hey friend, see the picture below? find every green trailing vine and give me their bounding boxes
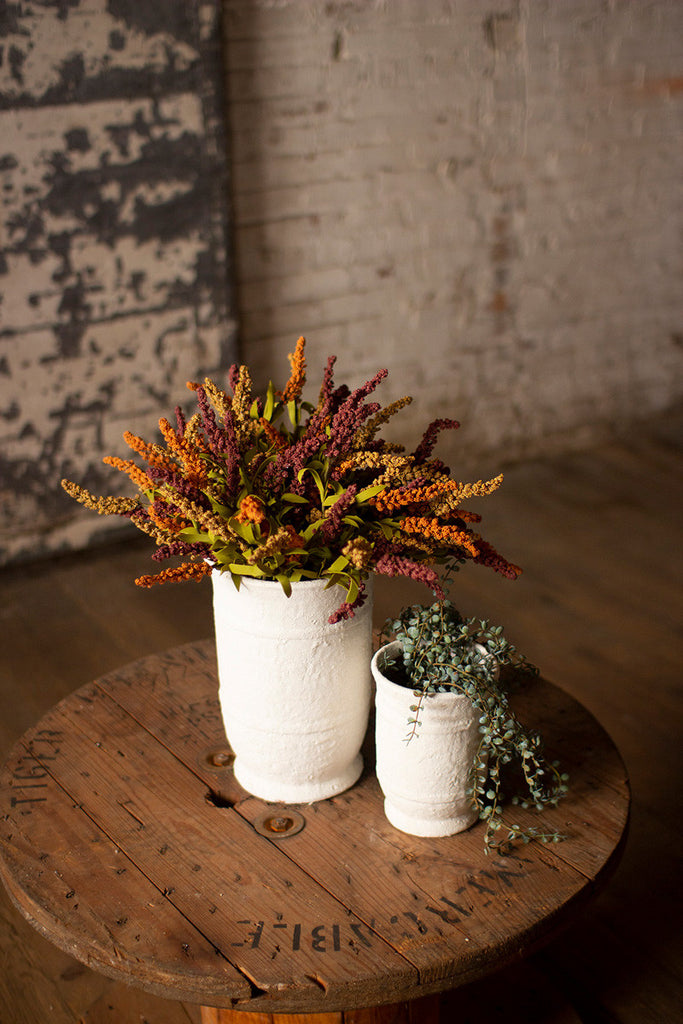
[381,599,569,853]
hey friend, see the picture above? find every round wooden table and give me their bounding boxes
[0,640,629,1021]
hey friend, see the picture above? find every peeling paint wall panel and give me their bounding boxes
[0,0,236,565]
[0,3,201,108]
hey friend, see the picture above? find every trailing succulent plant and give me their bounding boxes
[381,599,569,853]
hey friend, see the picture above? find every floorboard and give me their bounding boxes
[0,412,680,1023]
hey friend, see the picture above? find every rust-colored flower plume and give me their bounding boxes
[62,336,521,620]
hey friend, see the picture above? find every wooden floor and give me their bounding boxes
[0,413,681,1024]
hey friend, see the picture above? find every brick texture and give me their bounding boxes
[0,1,236,565]
[2,1,681,564]
[224,0,683,472]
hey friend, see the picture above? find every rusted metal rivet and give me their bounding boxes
[253,809,306,839]
[270,816,293,832]
[203,749,235,769]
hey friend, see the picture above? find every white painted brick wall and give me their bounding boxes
[0,2,236,565]
[223,0,683,471]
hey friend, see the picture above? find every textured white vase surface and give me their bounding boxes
[212,573,373,803]
[372,640,481,837]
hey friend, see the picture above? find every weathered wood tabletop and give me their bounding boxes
[0,640,629,1018]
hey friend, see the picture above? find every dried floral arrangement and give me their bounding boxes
[62,337,520,622]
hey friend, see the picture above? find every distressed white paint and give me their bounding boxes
[372,641,481,838]
[0,1,236,566]
[2,1,681,567]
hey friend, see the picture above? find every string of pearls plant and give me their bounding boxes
[381,598,570,853]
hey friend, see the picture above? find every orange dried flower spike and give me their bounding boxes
[102,456,151,491]
[123,430,175,473]
[147,506,187,533]
[135,562,213,588]
[259,418,288,450]
[158,418,209,487]
[399,516,480,558]
[236,495,266,524]
[281,336,307,402]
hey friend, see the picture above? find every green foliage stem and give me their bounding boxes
[382,599,569,853]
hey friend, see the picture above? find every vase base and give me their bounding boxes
[234,754,364,804]
[383,798,478,838]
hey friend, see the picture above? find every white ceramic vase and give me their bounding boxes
[372,640,481,837]
[211,572,373,803]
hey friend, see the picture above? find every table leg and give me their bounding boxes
[200,992,440,1022]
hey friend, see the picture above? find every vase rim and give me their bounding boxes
[371,640,477,702]
[211,570,372,590]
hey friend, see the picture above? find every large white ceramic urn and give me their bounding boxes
[211,572,373,803]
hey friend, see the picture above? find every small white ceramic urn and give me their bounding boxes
[212,573,373,804]
[372,640,481,837]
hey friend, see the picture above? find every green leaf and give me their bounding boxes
[208,496,231,518]
[263,380,275,421]
[229,519,257,544]
[212,547,237,569]
[301,519,324,541]
[323,486,345,508]
[298,466,326,504]
[274,573,292,598]
[228,563,267,578]
[345,576,359,604]
[356,483,384,503]
[275,574,292,597]
[178,526,213,544]
[281,492,309,504]
[327,555,350,573]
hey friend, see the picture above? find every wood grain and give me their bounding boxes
[0,636,627,1014]
[199,992,440,1023]
[0,416,680,1022]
